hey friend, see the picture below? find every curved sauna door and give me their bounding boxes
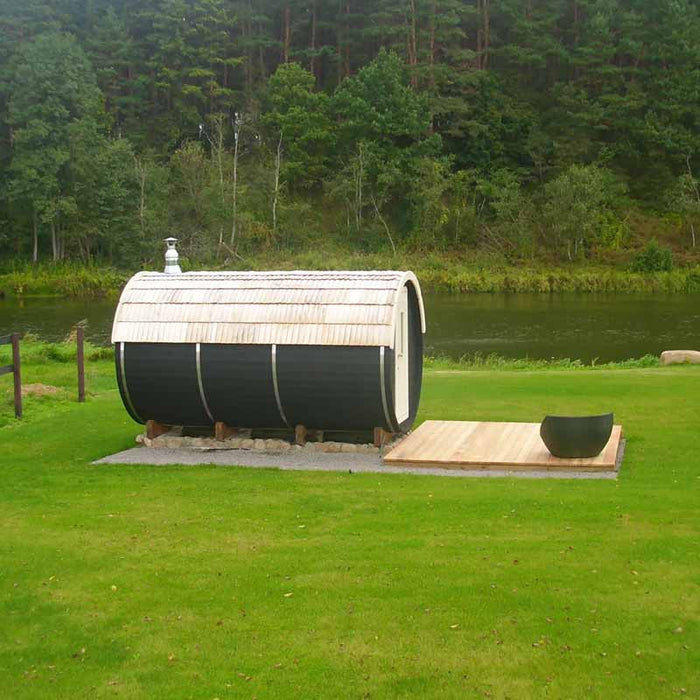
[394,286,409,423]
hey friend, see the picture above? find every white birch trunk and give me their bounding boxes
[32,210,38,264]
[51,219,58,262]
[272,133,282,236]
[231,120,240,247]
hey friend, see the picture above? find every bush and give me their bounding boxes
[541,164,625,260]
[630,239,674,272]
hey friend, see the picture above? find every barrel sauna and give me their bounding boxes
[112,271,426,434]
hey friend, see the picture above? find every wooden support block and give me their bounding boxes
[215,421,238,441]
[295,424,307,446]
[373,427,393,448]
[146,420,170,439]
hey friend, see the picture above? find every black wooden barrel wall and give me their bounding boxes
[115,283,423,433]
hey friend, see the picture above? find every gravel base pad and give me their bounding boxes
[94,441,624,479]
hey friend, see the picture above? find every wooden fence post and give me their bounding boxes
[11,333,21,419]
[77,326,85,403]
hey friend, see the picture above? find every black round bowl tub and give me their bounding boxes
[539,413,614,458]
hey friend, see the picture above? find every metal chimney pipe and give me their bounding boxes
[164,237,182,274]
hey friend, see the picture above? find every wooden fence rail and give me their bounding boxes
[77,326,85,403]
[2,330,86,417]
[0,333,22,419]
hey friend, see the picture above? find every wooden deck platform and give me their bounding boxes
[383,420,623,472]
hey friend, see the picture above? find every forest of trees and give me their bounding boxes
[0,0,699,268]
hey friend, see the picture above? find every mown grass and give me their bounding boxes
[0,355,698,698]
[2,256,700,297]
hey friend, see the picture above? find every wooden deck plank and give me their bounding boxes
[384,420,622,472]
[417,420,449,460]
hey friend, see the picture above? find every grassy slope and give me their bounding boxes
[0,360,698,699]
[2,258,700,297]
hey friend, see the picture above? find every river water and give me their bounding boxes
[0,293,697,362]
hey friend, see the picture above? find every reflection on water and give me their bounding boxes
[424,293,699,362]
[0,292,698,362]
[0,297,116,345]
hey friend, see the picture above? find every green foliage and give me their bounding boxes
[3,32,137,263]
[0,263,128,297]
[262,63,333,189]
[542,165,625,260]
[630,239,674,273]
[407,158,453,248]
[70,130,140,263]
[331,50,441,238]
[333,50,435,154]
[0,1,699,266]
[6,33,103,128]
[168,141,216,256]
[424,353,661,371]
[0,339,113,365]
[438,71,539,174]
[667,172,700,249]
[3,256,699,298]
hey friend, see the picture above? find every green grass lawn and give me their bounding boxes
[0,356,698,698]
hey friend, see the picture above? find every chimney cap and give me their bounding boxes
[164,238,182,274]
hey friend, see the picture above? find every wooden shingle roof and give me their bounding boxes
[112,270,425,347]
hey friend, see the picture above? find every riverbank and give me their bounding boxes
[1,356,698,698]
[0,264,129,298]
[1,256,700,297]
